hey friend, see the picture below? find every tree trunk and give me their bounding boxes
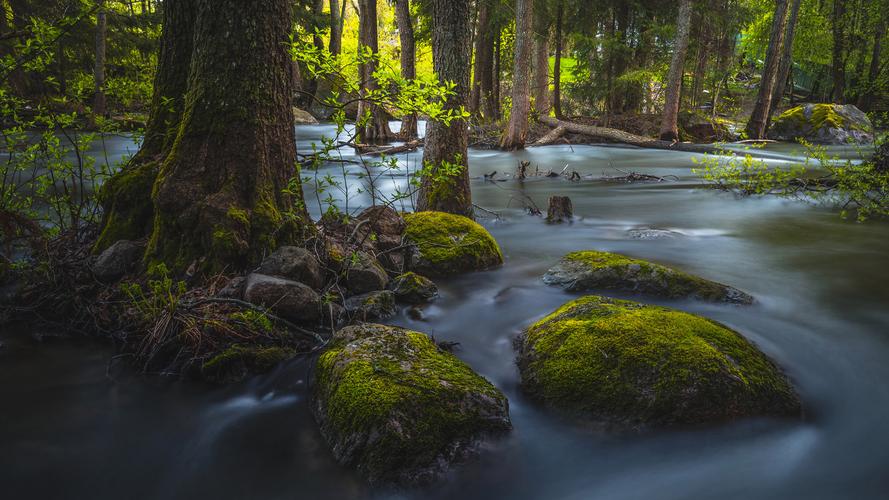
[745,0,791,140]
[394,0,418,139]
[546,196,572,223]
[500,0,534,150]
[493,31,502,119]
[417,0,473,216]
[532,3,550,116]
[108,0,310,273]
[329,0,342,56]
[471,0,494,118]
[658,0,693,141]
[93,0,107,117]
[768,0,802,123]
[553,0,563,119]
[831,0,847,103]
[95,0,197,251]
[858,20,885,111]
[356,0,395,143]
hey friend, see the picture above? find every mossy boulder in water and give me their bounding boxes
[768,103,874,144]
[543,250,753,304]
[403,211,503,276]
[390,272,438,303]
[312,323,511,485]
[517,296,801,428]
[201,344,296,383]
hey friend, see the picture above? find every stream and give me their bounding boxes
[2,123,888,499]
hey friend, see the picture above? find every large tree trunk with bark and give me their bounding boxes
[356,0,395,143]
[768,0,802,123]
[745,0,790,139]
[500,0,534,150]
[417,0,473,216]
[394,0,418,139]
[659,0,693,141]
[98,0,310,274]
[93,0,107,117]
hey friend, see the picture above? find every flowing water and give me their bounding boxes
[2,124,888,499]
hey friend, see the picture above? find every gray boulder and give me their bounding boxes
[257,246,325,289]
[92,240,144,282]
[243,273,321,323]
[344,290,397,321]
[344,251,388,294]
[768,103,874,144]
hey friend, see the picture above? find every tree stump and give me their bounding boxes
[546,196,573,223]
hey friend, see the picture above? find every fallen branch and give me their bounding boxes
[537,116,725,154]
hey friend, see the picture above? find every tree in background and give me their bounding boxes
[356,0,395,143]
[532,0,551,116]
[659,0,693,142]
[746,0,791,140]
[394,0,418,139]
[500,0,534,150]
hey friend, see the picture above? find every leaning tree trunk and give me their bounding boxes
[745,0,791,140]
[356,0,395,143]
[532,7,550,117]
[95,0,196,251]
[394,0,418,139]
[92,0,107,117]
[768,0,802,124]
[417,0,473,216]
[658,0,693,142]
[500,0,534,150]
[137,0,309,273]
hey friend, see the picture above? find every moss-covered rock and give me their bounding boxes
[768,103,874,144]
[343,290,397,321]
[678,110,735,143]
[543,250,753,304]
[201,344,295,383]
[518,296,801,428]
[390,272,438,304]
[403,211,503,277]
[312,323,511,485]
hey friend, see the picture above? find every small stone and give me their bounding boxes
[243,273,321,323]
[216,276,246,299]
[344,251,389,294]
[390,272,438,304]
[92,240,144,282]
[257,246,325,289]
[344,290,396,322]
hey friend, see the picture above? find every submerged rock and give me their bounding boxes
[92,239,144,282]
[312,323,511,485]
[243,273,321,323]
[390,272,438,304]
[768,103,874,145]
[344,290,397,321]
[543,250,753,304]
[256,246,325,289]
[404,211,503,277]
[517,296,801,428]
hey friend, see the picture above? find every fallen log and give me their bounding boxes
[537,116,724,154]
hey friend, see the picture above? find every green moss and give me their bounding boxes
[403,211,503,276]
[519,296,800,427]
[778,104,846,130]
[229,310,273,333]
[201,344,295,383]
[391,272,437,303]
[552,250,751,303]
[94,161,159,252]
[313,324,510,484]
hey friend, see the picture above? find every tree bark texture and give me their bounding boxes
[745,0,790,140]
[417,0,473,216]
[471,0,496,119]
[553,0,563,118]
[329,0,342,55]
[768,0,802,124]
[658,0,693,141]
[532,5,550,117]
[500,0,534,150]
[831,0,847,103]
[356,0,395,143]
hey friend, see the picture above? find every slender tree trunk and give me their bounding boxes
[768,0,803,123]
[831,0,847,103]
[500,0,534,150]
[394,0,418,139]
[493,31,502,119]
[417,0,473,216]
[329,0,342,56]
[553,0,563,119]
[93,0,107,117]
[532,4,550,116]
[658,0,693,141]
[129,0,310,273]
[356,0,395,143]
[858,20,884,111]
[745,0,791,140]
[56,39,66,96]
[471,0,493,117]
